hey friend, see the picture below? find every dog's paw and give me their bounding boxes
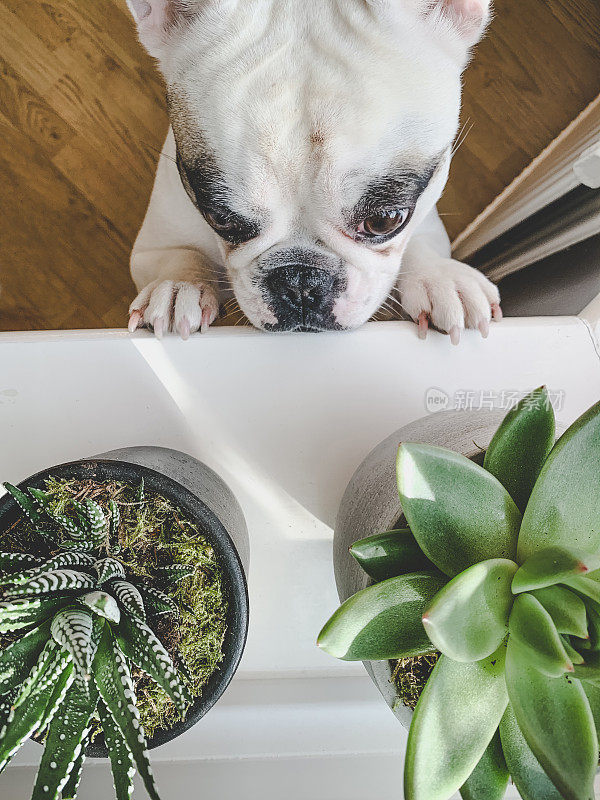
[399,259,502,345]
[128,280,219,339]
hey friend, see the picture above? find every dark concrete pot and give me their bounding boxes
[0,447,249,755]
[333,410,504,728]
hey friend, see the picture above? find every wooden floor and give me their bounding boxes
[1,0,599,331]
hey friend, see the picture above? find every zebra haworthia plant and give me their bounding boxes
[0,483,194,800]
[318,388,600,800]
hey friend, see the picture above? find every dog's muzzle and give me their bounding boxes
[260,249,345,332]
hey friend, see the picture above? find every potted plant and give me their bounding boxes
[319,388,600,800]
[0,454,249,800]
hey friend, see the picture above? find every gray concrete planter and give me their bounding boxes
[0,446,249,755]
[333,410,504,728]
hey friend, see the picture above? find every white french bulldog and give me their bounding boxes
[127,0,502,342]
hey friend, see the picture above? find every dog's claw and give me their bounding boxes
[128,310,142,333]
[417,312,429,340]
[177,316,191,341]
[478,319,489,339]
[153,316,165,340]
[200,309,214,334]
[491,303,503,321]
[449,326,461,346]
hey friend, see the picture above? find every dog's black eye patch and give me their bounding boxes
[175,150,261,245]
[348,159,441,230]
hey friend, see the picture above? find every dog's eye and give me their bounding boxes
[202,206,260,244]
[204,207,236,232]
[358,208,411,238]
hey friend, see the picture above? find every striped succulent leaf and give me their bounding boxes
[109,500,120,541]
[0,647,72,773]
[14,641,65,708]
[60,733,87,800]
[2,569,96,599]
[110,581,146,622]
[2,483,44,526]
[0,596,72,634]
[153,564,195,585]
[37,659,74,734]
[0,620,50,695]
[116,613,191,712]
[26,487,52,511]
[92,625,162,800]
[95,558,126,585]
[85,499,108,541]
[98,700,136,800]
[1,551,95,587]
[51,607,94,678]
[137,585,178,617]
[0,551,41,573]
[81,591,121,623]
[49,512,87,541]
[31,677,99,800]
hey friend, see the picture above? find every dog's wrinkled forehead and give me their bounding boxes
[163,0,465,219]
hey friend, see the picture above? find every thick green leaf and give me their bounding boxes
[483,387,555,512]
[2,569,96,599]
[517,400,600,562]
[92,624,161,800]
[0,595,71,634]
[14,641,64,709]
[0,551,41,572]
[61,734,87,800]
[499,703,562,800]
[2,482,44,525]
[110,580,146,622]
[153,564,195,585]
[51,606,94,678]
[531,585,589,638]
[459,730,508,800]
[317,572,446,661]
[513,547,598,593]
[582,680,600,736]
[586,603,600,652]
[508,593,573,676]
[116,612,191,711]
[95,557,126,584]
[0,620,50,695]
[31,679,98,800]
[397,444,521,577]
[505,636,597,800]
[1,551,95,587]
[81,590,121,623]
[405,646,508,800]
[137,585,178,617]
[572,651,600,681]
[98,700,136,800]
[0,648,69,773]
[563,575,600,605]
[561,637,585,665]
[37,660,74,732]
[349,529,433,582]
[423,558,517,662]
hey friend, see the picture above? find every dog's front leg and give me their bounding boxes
[128,129,224,339]
[398,208,502,345]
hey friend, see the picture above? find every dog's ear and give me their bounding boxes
[375,0,491,48]
[126,0,201,57]
[422,0,491,46]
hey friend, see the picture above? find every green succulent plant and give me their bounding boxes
[318,388,600,800]
[0,481,194,800]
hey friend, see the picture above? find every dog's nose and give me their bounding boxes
[265,266,336,321]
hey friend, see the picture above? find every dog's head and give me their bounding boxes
[128,0,490,331]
